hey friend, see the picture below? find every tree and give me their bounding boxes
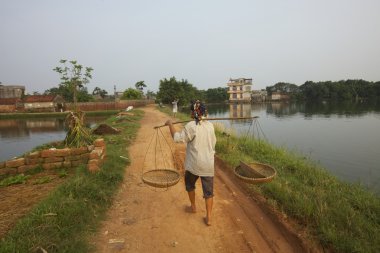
[92,87,108,98]
[77,87,93,102]
[146,90,156,100]
[135,81,147,92]
[205,87,228,103]
[122,88,142,100]
[44,84,93,102]
[44,86,71,101]
[53,59,93,109]
[156,77,202,106]
[266,82,299,96]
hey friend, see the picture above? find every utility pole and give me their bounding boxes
[114,85,117,102]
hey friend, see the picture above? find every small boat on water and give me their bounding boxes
[234,161,277,184]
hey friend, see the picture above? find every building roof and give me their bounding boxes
[229,78,253,82]
[0,97,22,105]
[0,85,25,89]
[23,95,60,103]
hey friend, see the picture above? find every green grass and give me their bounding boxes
[157,104,191,122]
[84,110,119,116]
[0,174,30,187]
[0,110,143,252]
[58,169,69,178]
[214,125,380,253]
[32,176,52,185]
[160,109,380,253]
[24,165,44,176]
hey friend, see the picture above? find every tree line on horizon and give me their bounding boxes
[45,59,380,105]
[44,59,228,105]
[266,79,380,101]
[155,77,228,106]
[44,74,228,105]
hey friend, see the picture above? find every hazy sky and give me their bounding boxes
[1,0,379,94]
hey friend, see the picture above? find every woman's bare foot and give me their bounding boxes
[204,217,211,226]
[185,205,197,213]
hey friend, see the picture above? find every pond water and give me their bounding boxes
[206,101,380,194]
[0,116,107,162]
[1,102,379,194]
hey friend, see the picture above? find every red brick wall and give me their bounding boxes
[0,105,16,113]
[0,139,106,176]
[0,100,155,113]
[65,100,154,111]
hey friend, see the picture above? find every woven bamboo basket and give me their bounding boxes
[234,161,276,184]
[142,169,181,188]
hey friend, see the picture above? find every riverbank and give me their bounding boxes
[0,106,315,253]
[1,106,379,252]
[0,110,143,252]
[89,105,314,252]
[158,106,380,253]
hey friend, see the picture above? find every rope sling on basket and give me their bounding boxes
[153,116,276,185]
[202,116,276,185]
[234,161,277,184]
[141,127,181,188]
[145,117,261,188]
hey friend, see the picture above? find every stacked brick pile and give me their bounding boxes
[87,138,106,172]
[0,138,106,176]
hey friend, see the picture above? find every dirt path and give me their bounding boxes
[91,105,320,253]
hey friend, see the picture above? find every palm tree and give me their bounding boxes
[135,81,147,92]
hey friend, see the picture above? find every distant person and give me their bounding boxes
[172,98,179,118]
[165,100,216,226]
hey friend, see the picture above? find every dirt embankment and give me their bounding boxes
[91,105,323,253]
[0,171,67,238]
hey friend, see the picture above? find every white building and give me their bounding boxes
[0,85,25,99]
[227,78,252,102]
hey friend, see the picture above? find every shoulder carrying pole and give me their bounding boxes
[154,116,259,129]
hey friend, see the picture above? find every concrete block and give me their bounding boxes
[6,158,25,168]
[70,147,88,155]
[26,151,40,159]
[18,165,38,173]
[42,162,62,170]
[40,149,56,158]
[25,158,44,165]
[94,138,105,147]
[52,148,71,157]
[87,163,100,173]
[44,157,64,163]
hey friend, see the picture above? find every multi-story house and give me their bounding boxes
[0,85,25,99]
[227,78,252,102]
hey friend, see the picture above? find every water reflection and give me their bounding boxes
[229,103,251,118]
[0,116,107,161]
[264,100,380,118]
[0,119,66,138]
[207,101,380,194]
[266,102,301,117]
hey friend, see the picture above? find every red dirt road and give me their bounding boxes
[91,105,321,253]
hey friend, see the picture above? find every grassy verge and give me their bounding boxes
[0,110,119,119]
[160,108,380,253]
[157,105,191,121]
[0,110,143,252]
